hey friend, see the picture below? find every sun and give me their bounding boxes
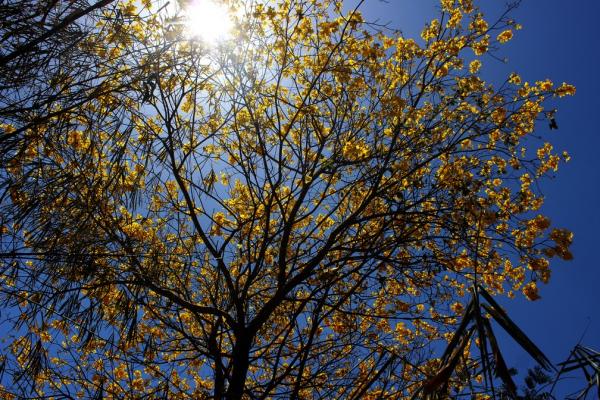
[182,0,234,43]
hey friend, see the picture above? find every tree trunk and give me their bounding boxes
[225,333,252,400]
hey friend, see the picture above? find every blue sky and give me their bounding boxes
[359,0,600,395]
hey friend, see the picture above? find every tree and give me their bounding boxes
[0,0,575,398]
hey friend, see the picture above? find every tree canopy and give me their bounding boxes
[0,0,575,398]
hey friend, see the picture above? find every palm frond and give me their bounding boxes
[478,285,554,371]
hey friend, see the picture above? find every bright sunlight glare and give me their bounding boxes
[183,0,234,43]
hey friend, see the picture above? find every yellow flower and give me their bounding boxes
[530,215,551,230]
[497,29,513,43]
[421,19,440,41]
[0,123,16,134]
[470,16,489,34]
[450,302,464,314]
[342,139,370,161]
[508,73,521,85]
[436,63,449,77]
[210,212,229,236]
[441,0,454,12]
[447,9,463,28]
[469,59,481,74]
[555,82,576,97]
[220,172,230,186]
[122,221,146,241]
[522,281,541,301]
[114,363,128,380]
[472,35,489,55]
[395,322,412,344]
[213,211,226,225]
[537,79,553,92]
[40,331,52,342]
[66,130,90,151]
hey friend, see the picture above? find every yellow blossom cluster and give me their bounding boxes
[342,139,370,161]
[496,29,513,43]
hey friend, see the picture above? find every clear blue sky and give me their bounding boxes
[360,0,600,395]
